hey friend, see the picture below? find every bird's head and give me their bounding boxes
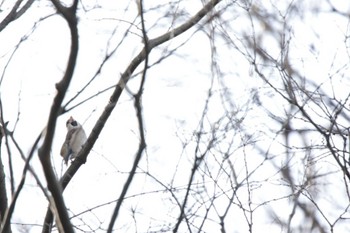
[66,116,79,130]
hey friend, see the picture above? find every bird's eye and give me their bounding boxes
[71,121,78,126]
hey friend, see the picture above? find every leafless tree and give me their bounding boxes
[0,0,350,233]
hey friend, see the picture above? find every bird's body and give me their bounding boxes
[60,116,87,165]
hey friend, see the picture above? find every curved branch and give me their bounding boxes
[39,1,79,233]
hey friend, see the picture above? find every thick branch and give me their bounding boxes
[0,123,10,233]
[0,0,35,32]
[39,1,79,233]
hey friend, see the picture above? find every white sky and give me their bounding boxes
[1,0,350,232]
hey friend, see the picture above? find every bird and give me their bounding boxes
[60,116,87,165]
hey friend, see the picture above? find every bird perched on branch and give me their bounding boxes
[60,116,87,165]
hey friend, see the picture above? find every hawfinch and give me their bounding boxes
[60,116,87,165]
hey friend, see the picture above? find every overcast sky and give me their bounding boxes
[1,0,350,232]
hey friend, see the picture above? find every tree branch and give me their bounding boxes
[0,121,10,233]
[0,99,14,196]
[0,0,35,32]
[39,1,79,233]
[107,0,148,230]
[1,132,42,233]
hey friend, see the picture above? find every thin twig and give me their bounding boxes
[1,131,43,233]
[107,0,148,230]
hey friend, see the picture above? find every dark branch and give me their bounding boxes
[39,1,79,233]
[0,0,35,32]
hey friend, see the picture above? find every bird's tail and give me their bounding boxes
[63,154,69,165]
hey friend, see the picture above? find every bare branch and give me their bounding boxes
[0,122,8,231]
[1,131,43,233]
[107,0,148,230]
[0,99,14,196]
[39,1,79,233]
[0,0,35,32]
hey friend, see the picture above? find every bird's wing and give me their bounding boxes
[60,142,72,165]
[60,128,78,164]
